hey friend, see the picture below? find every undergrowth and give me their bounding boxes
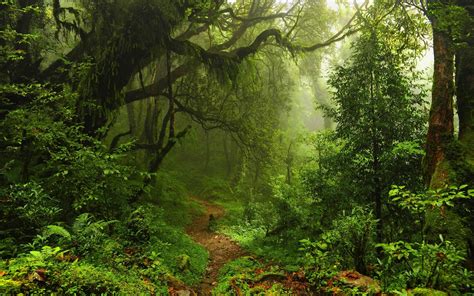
[0,171,208,295]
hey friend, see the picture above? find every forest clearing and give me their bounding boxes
[1,0,474,295]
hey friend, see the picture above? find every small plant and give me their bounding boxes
[376,238,472,293]
[126,206,152,243]
[377,185,474,293]
[28,213,116,257]
[1,182,61,229]
[389,184,473,247]
[299,237,341,287]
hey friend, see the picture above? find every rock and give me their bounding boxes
[330,270,381,294]
[175,290,191,296]
[28,269,46,282]
[409,288,448,296]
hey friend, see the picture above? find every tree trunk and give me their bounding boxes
[424,23,455,188]
[455,0,474,262]
[455,3,474,184]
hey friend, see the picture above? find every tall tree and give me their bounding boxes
[327,28,426,243]
[455,0,474,185]
[423,0,456,188]
[409,0,473,187]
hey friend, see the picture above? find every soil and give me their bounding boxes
[186,198,245,296]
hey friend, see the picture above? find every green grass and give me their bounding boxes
[142,172,209,285]
[148,222,208,285]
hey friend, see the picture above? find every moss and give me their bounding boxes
[410,287,448,296]
[445,139,474,185]
[0,278,22,294]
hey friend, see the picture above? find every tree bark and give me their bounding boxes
[455,0,474,262]
[424,24,455,188]
[455,3,474,183]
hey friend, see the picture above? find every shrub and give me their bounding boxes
[0,182,61,242]
[376,239,473,293]
[299,206,377,287]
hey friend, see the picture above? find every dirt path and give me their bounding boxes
[186,198,245,296]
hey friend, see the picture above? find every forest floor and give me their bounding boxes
[185,197,246,296]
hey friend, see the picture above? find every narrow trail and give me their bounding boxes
[186,198,245,296]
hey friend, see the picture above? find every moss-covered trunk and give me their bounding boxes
[424,25,455,188]
[455,0,474,261]
[455,2,474,185]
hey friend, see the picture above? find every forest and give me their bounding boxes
[1,0,473,295]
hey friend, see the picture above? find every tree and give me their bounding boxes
[404,0,474,259]
[327,27,426,242]
[1,0,369,203]
[405,0,474,188]
[423,0,456,188]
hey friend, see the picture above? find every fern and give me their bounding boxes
[72,213,92,234]
[43,225,72,241]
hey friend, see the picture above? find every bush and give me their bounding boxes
[0,245,160,295]
[376,239,473,293]
[299,206,377,287]
[299,237,341,287]
[29,213,117,258]
[328,206,377,274]
[0,182,61,244]
[125,206,153,243]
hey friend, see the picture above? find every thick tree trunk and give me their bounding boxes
[456,43,474,177]
[456,3,474,182]
[455,0,474,261]
[424,27,455,188]
[456,47,474,260]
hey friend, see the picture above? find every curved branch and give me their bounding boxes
[124,63,194,104]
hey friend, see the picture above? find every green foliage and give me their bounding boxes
[0,197,208,294]
[428,2,471,44]
[0,81,142,241]
[28,214,116,257]
[329,206,378,273]
[389,185,473,244]
[375,185,474,293]
[198,176,234,200]
[42,225,72,241]
[2,0,473,294]
[390,185,474,212]
[47,143,141,216]
[213,257,298,295]
[1,182,60,229]
[214,257,262,294]
[299,206,377,287]
[299,238,340,287]
[149,220,208,285]
[0,245,165,295]
[126,206,152,242]
[376,239,473,293]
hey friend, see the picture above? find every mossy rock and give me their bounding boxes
[0,278,23,293]
[409,288,448,296]
[333,270,381,294]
